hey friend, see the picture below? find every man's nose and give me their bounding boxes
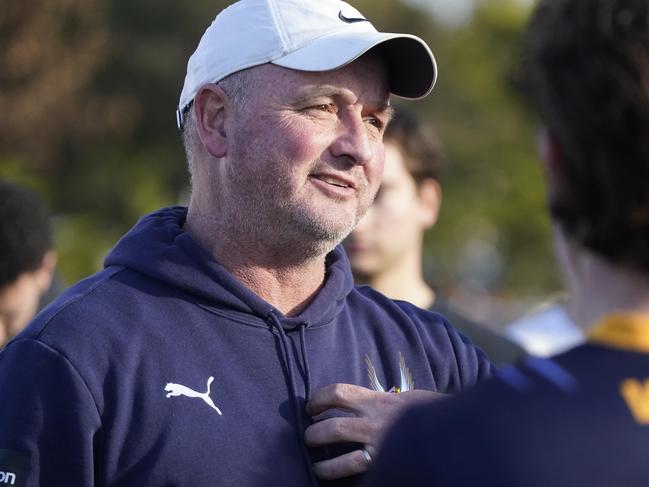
[329,114,374,166]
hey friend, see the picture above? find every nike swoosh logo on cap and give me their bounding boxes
[338,11,369,24]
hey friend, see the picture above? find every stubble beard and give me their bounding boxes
[224,153,369,264]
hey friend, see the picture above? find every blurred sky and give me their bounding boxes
[404,0,536,26]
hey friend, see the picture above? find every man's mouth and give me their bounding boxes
[311,174,355,189]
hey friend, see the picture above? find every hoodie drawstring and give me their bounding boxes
[267,311,318,486]
[299,323,312,402]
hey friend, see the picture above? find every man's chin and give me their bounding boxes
[297,213,355,240]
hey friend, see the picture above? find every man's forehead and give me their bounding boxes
[253,57,390,103]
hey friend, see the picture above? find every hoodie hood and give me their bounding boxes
[104,206,354,326]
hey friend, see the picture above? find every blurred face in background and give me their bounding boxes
[0,252,56,347]
[344,140,440,278]
[0,274,42,346]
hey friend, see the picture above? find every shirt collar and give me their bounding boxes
[589,313,649,353]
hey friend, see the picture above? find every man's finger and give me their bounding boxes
[312,449,371,480]
[399,389,450,404]
[306,383,378,416]
[305,416,374,446]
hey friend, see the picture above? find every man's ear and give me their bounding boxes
[193,84,230,158]
[538,126,564,186]
[35,250,57,293]
[417,178,442,229]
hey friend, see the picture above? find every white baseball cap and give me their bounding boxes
[176,0,437,129]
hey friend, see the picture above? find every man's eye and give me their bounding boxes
[366,117,384,130]
[308,104,336,113]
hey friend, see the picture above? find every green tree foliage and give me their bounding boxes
[357,0,559,307]
[419,0,560,298]
[0,0,559,310]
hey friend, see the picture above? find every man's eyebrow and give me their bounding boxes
[292,86,342,104]
[293,88,395,121]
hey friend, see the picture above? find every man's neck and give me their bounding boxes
[184,207,328,316]
[360,253,434,309]
[229,261,326,316]
[564,242,649,330]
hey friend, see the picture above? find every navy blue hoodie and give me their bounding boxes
[0,207,491,486]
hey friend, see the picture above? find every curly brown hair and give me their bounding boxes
[520,0,649,273]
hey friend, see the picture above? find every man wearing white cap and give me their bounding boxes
[0,1,491,485]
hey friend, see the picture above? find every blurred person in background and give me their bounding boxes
[0,1,492,485]
[504,296,583,357]
[366,0,649,485]
[0,179,58,348]
[344,106,525,364]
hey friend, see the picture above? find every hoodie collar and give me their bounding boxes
[589,313,649,353]
[104,207,353,327]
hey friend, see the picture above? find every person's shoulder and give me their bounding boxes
[0,267,129,391]
[10,266,130,348]
[407,353,585,424]
[351,284,495,353]
[350,285,493,387]
[351,284,450,329]
[376,346,649,486]
[407,351,595,440]
[368,369,524,486]
[349,284,456,344]
[382,359,555,466]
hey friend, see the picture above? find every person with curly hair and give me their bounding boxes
[366,0,649,485]
[0,179,57,347]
